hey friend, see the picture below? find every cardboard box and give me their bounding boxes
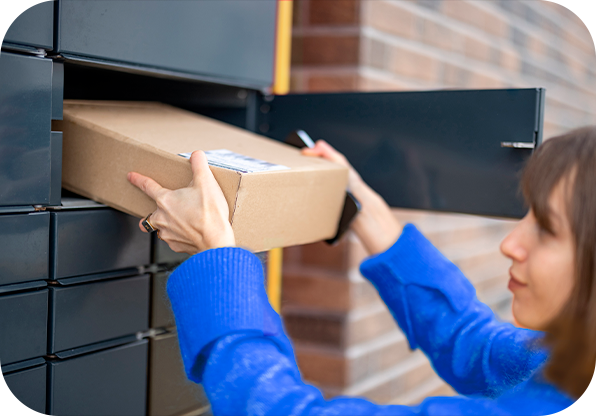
[54,100,348,252]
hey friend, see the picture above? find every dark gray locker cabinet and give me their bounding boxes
[153,237,190,267]
[3,362,47,414]
[257,88,545,219]
[151,272,176,330]
[0,289,48,365]
[48,340,148,416]
[149,332,210,416]
[3,1,54,50]
[57,1,277,89]
[0,212,49,286]
[49,274,150,353]
[50,209,151,279]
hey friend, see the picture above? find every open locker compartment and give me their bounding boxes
[63,62,544,221]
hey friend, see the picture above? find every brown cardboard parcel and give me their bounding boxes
[54,100,348,252]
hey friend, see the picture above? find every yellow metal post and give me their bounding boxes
[267,0,293,313]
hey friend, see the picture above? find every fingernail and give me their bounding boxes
[127,172,131,181]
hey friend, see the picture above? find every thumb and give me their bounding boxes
[190,150,212,184]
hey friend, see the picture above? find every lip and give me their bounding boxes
[508,270,528,292]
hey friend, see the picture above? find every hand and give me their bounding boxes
[127,150,235,255]
[302,140,403,255]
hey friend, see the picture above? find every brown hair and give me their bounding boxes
[521,126,596,399]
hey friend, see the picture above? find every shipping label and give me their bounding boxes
[179,149,290,173]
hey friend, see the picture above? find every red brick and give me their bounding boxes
[283,304,397,348]
[297,238,351,271]
[387,46,437,83]
[440,62,472,87]
[442,0,508,38]
[357,74,411,92]
[417,19,462,52]
[282,271,352,311]
[500,49,521,73]
[463,35,493,61]
[307,73,359,91]
[309,0,361,25]
[361,1,418,39]
[293,34,360,65]
[295,349,347,386]
[282,269,380,312]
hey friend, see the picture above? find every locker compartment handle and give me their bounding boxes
[500,142,535,149]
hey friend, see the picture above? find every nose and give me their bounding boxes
[500,217,528,262]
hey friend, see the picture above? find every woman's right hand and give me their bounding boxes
[302,141,403,256]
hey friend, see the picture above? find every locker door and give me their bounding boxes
[258,88,544,219]
[56,0,277,89]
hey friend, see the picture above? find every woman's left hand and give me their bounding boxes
[127,150,235,254]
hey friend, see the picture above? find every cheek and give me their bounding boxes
[516,250,575,329]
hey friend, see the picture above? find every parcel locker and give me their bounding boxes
[149,332,210,416]
[0,288,48,365]
[151,272,176,330]
[49,274,150,353]
[56,1,277,89]
[2,362,47,414]
[50,209,151,279]
[0,212,49,286]
[3,1,54,51]
[48,340,148,416]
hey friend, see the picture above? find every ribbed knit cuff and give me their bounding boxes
[167,247,275,382]
[359,224,477,349]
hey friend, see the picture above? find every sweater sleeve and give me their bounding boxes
[359,224,547,398]
[165,247,532,416]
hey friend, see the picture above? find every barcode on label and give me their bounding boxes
[178,149,290,173]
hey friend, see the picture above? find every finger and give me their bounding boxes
[189,150,213,185]
[167,241,200,255]
[128,172,165,201]
[302,140,348,166]
[138,218,148,233]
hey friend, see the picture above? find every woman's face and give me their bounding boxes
[500,180,576,330]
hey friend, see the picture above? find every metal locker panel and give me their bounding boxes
[153,237,190,266]
[149,332,210,416]
[49,274,150,353]
[49,340,148,416]
[0,52,53,206]
[260,88,545,219]
[3,1,54,50]
[52,61,64,120]
[57,1,276,88]
[49,132,63,206]
[3,362,47,414]
[50,209,151,279]
[0,212,49,286]
[151,272,175,330]
[0,289,48,365]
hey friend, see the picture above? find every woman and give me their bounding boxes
[128,126,596,415]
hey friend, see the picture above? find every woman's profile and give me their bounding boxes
[128,126,596,415]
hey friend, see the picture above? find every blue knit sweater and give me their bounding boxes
[167,224,574,415]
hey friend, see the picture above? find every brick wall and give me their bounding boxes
[283,0,596,405]
[291,0,596,138]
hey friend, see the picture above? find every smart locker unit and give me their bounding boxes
[1,2,543,415]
